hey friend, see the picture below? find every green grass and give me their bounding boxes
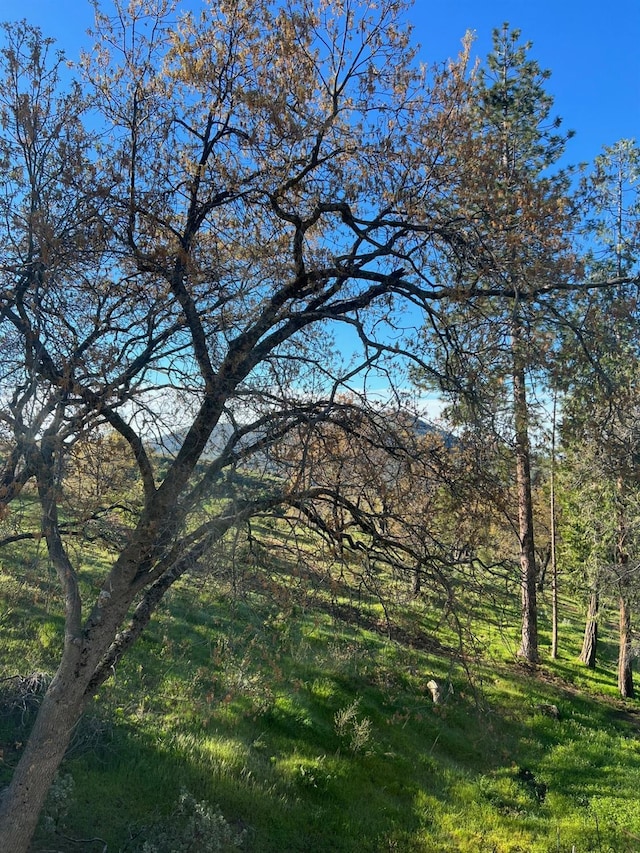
[1,530,640,852]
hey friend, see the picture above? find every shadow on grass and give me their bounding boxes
[4,549,640,852]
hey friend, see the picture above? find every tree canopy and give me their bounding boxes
[0,3,638,850]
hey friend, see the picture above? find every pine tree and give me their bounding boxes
[413,25,578,663]
[559,139,640,695]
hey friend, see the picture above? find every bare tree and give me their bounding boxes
[2,7,638,848]
[0,3,485,848]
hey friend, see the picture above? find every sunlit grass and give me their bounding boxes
[1,519,640,852]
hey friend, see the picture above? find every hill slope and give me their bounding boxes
[1,528,640,852]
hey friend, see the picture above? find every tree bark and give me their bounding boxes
[0,576,149,853]
[0,484,264,853]
[579,589,599,668]
[0,658,91,851]
[615,481,633,698]
[512,318,539,663]
[618,594,634,699]
[550,393,558,659]
[411,564,422,596]
[0,526,149,852]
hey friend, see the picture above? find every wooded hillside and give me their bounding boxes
[0,2,638,850]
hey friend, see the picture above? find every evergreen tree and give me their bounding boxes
[413,25,578,663]
[558,139,640,695]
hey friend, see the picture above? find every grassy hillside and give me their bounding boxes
[1,519,640,852]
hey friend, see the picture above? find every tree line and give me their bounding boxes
[0,2,637,849]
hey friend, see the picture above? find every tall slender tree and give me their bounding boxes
[558,139,640,694]
[413,25,578,662]
[549,391,559,659]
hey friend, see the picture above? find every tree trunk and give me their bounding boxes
[0,546,145,851]
[0,572,157,853]
[550,555,558,659]
[618,594,634,699]
[615,481,633,698]
[0,661,90,852]
[0,470,238,853]
[411,564,421,597]
[579,589,599,668]
[549,393,558,659]
[512,318,538,663]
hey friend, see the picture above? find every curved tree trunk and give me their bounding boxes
[0,536,153,851]
[0,503,233,853]
[0,656,91,851]
[0,592,146,852]
[579,589,599,668]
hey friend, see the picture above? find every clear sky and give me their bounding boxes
[410,0,640,167]
[1,0,637,168]
[1,0,636,416]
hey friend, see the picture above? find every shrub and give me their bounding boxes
[334,698,373,754]
[140,788,244,853]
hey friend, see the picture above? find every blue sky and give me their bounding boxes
[1,0,637,415]
[410,0,639,167]
[2,0,637,167]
